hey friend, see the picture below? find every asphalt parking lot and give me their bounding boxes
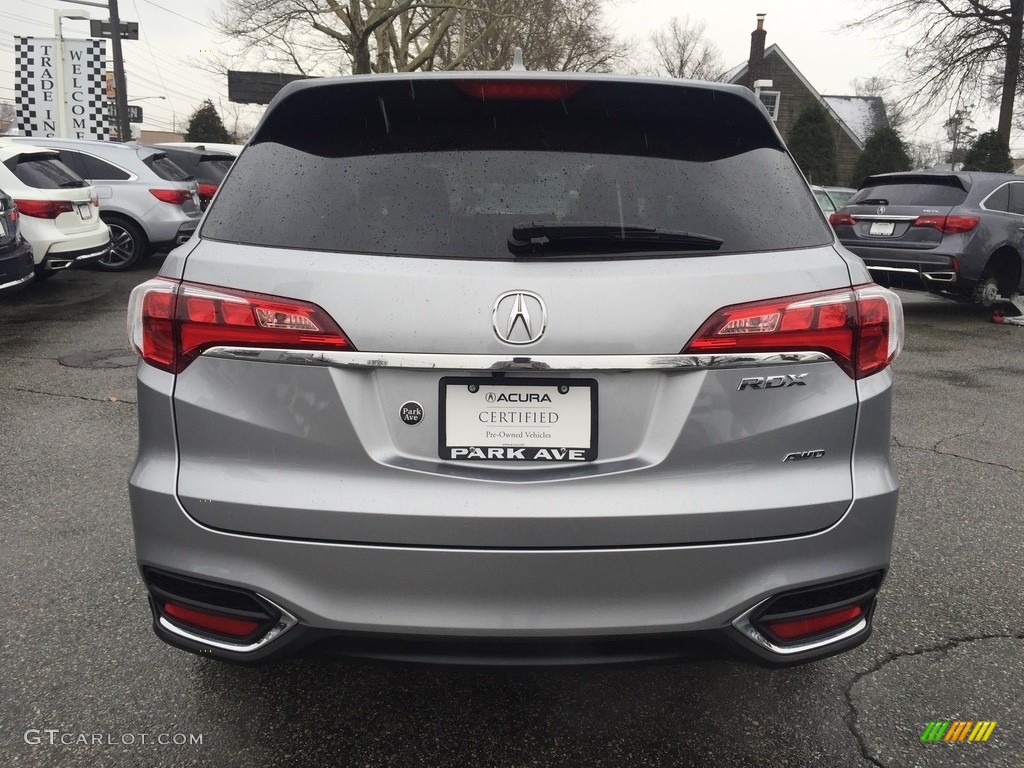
[1,262,1022,768]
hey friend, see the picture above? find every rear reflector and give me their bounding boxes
[456,80,585,101]
[684,284,904,379]
[163,601,261,638]
[767,604,863,640]
[128,278,354,373]
[14,199,74,219]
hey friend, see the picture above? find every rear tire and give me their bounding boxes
[98,217,147,271]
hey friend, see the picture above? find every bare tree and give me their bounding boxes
[214,0,625,76]
[650,16,724,81]
[850,1,1023,146]
[851,76,909,131]
[432,0,627,72]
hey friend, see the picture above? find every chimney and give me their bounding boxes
[746,14,767,90]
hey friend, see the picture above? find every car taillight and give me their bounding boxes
[149,188,191,205]
[684,285,904,379]
[456,80,585,100]
[912,214,980,233]
[92,194,99,208]
[127,278,355,373]
[197,182,218,201]
[828,212,856,227]
[13,199,74,218]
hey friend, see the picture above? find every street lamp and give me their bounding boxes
[54,9,90,138]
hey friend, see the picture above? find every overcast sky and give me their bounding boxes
[0,0,1013,151]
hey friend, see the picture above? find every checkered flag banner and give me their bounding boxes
[15,36,109,140]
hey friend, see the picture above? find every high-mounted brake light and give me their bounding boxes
[14,199,74,219]
[456,80,585,101]
[912,214,979,234]
[127,278,355,373]
[684,285,904,379]
[149,188,191,205]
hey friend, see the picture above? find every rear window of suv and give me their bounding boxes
[849,178,969,207]
[4,152,87,189]
[202,78,832,259]
[142,152,192,182]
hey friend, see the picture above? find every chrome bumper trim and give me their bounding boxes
[0,271,34,292]
[867,265,957,283]
[202,347,832,372]
[158,594,298,653]
[731,597,868,656]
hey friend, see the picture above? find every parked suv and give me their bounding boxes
[5,138,201,271]
[831,171,1024,305]
[0,189,34,294]
[128,73,904,667]
[0,143,110,278]
[143,145,236,210]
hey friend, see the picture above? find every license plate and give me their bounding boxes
[869,221,894,236]
[77,203,92,220]
[439,378,597,461]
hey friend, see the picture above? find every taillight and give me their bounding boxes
[912,214,979,233]
[684,285,904,379]
[828,212,856,227]
[149,188,191,205]
[13,199,74,218]
[92,194,99,208]
[127,278,355,373]
[197,182,218,201]
[456,80,585,100]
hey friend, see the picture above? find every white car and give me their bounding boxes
[0,143,110,277]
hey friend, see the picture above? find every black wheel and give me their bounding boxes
[98,217,147,271]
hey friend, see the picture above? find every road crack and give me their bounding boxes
[8,386,136,405]
[844,632,1024,767]
[890,442,1019,473]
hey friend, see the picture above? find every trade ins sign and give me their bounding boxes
[14,37,109,140]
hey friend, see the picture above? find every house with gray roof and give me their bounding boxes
[725,16,889,185]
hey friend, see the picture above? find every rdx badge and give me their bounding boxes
[737,374,808,391]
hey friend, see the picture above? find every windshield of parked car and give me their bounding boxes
[203,78,832,259]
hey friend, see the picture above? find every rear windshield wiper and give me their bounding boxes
[508,222,724,256]
[855,198,889,206]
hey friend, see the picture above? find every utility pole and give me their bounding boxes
[108,0,131,141]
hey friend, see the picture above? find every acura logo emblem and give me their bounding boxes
[877,206,886,214]
[492,290,547,345]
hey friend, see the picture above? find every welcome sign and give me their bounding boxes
[14,36,109,140]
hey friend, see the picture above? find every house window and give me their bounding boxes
[758,90,781,121]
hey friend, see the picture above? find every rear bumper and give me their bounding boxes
[151,221,198,252]
[42,239,111,271]
[844,246,960,290]
[0,240,34,292]
[132,484,895,666]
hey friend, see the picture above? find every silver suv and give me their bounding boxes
[6,137,200,271]
[128,72,904,666]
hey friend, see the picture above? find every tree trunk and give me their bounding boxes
[353,37,373,74]
[998,0,1024,145]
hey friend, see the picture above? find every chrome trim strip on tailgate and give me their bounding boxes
[202,347,831,371]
